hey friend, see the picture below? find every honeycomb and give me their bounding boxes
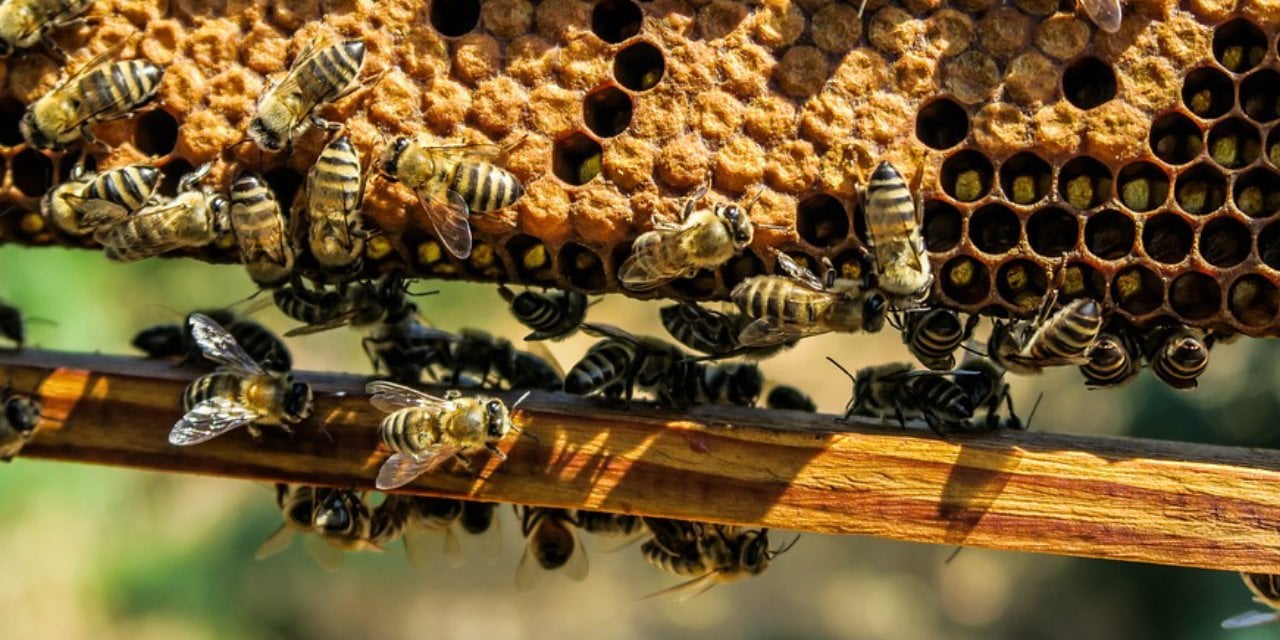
[2,1,1280,335]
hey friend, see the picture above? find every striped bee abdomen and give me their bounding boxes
[864,161,917,238]
[182,372,242,410]
[1027,299,1103,362]
[448,161,524,213]
[84,164,160,211]
[1080,333,1139,388]
[79,59,163,117]
[301,40,365,104]
[564,340,633,395]
[1151,331,1208,390]
[379,410,439,457]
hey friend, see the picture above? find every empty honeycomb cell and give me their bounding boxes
[591,0,643,43]
[940,150,994,202]
[998,152,1051,205]
[1026,207,1079,257]
[1181,67,1234,119]
[1149,112,1203,166]
[1169,271,1223,320]
[11,149,52,198]
[796,194,850,249]
[157,158,196,197]
[431,0,482,37]
[944,50,1000,104]
[1233,167,1280,218]
[614,41,665,91]
[0,98,24,146]
[813,4,864,53]
[1200,217,1252,267]
[133,108,180,157]
[1034,15,1089,62]
[915,98,970,151]
[1084,210,1136,260]
[970,204,1021,254]
[560,242,608,291]
[1142,212,1194,264]
[263,167,305,214]
[1228,274,1280,326]
[552,131,604,186]
[1062,57,1117,110]
[583,85,634,138]
[941,256,992,305]
[1207,118,1262,169]
[923,200,964,252]
[1175,163,1227,215]
[1112,265,1163,315]
[996,258,1048,311]
[1059,156,1113,210]
[1116,161,1170,212]
[1240,69,1280,123]
[505,234,556,282]
[1061,261,1107,301]
[1260,220,1280,270]
[722,251,766,291]
[1212,18,1267,73]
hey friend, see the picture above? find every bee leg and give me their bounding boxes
[79,126,111,152]
[485,443,507,460]
[247,424,264,442]
[310,115,343,132]
[454,452,475,472]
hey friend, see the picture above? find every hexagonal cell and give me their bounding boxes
[832,248,873,285]
[1213,18,1267,73]
[922,200,963,252]
[614,41,665,92]
[552,131,604,185]
[1084,209,1134,260]
[722,250,766,291]
[560,242,608,291]
[1150,112,1203,166]
[11,149,52,197]
[998,152,1051,205]
[1228,274,1279,326]
[1200,216,1251,268]
[0,98,24,146]
[592,0,643,43]
[1112,265,1163,315]
[1240,69,1280,123]
[1233,167,1280,218]
[134,108,179,157]
[1026,207,1078,258]
[969,203,1020,254]
[1207,118,1262,169]
[157,158,195,197]
[1141,212,1192,264]
[1168,272,1222,320]
[1259,220,1280,270]
[1060,261,1107,302]
[1062,57,1117,110]
[996,258,1048,312]
[796,193,849,249]
[262,166,305,213]
[1116,161,1170,212]
[940,150,993,202]
[1174,163,1226,215]
[466,242,505,278]
[506,234,556,283]
[431,0,481,37]
[583,85,634,138]
[940,255,991,305]
[915,98,969,151]
[1058,156,1112,210]
[1181,67,1234,120]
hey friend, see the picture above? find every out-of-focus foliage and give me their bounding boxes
[0,245,1275,639]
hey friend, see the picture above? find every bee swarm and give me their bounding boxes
[2,0,1280,335]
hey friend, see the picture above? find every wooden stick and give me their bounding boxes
[4,349,1279,572]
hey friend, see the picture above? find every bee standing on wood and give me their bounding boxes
[0,383,41,461]
[43,163,161,237]
[860,161,932,306]
[642,524,797,600]
[499,286,586,341]
[566,323,685,406]
[248,39,366,152]
[1223,573,1280,629]
[169,313,313,446]
[366,381,527,490]
[306,134,366,276]
[379,135,526,260]
[516,507,589,591]
[731,252,888,347]
[230,170,295,287]
[92,162,229,262]
[618,185,762,291]
[0,0,94,57]
[21,48,163,150]
[831,358,975,436]
[766,385,816,412]
[953,355,1026,431]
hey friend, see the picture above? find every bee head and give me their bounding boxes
[381,137,411,179]
[737,530,772,574]
[131,324,183,358]
[248,116,284,152]
[286,495,313,528]
[484,398,509,439]
[208,195,231,233]
[862,293,888,332]
[0,305,24,344]
[283,380,313,422]
[19,110,54,151]
[314,491,353,534]
[4,397,38,433]
[717,203,754,248]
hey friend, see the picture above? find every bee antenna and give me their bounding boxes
[943,546,964,565]
[959,343,986,357]
[745,187,764,213]
[826,356,856,383]
[772,534,801,556]
[1022,391,1045,431]
[511,390,533,410]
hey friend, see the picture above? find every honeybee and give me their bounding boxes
[1079,0,1122,33]
[0,0,93,57]
[576,510,646,538]
[618,185,760,291]
[766,385,816,412]
[1079,330,1141,389]
[230,170,295,287]
[660,301,796,360]
[366,380,526,490]
[893,309,978,371]
[642,524,797,600]
[133,309,292,372]
[567,323,686,406]
[861,161,932,305]
[445,328,563,391]
[21,49,163,150]
[403,496,503,568]
[989,297,1104,376]
[1147,326,1209,390]
[701,362,765,407]
[830,358,975,436]
[306,134,366,276]
[0,383,41,461]
[168,313,313,446]
[249,39,366,152]
[43,163,161,237]
[1223,573,1280,629]
[458,500,503,561]
[92,163,229,262]
[256,484,377,570]
[379,135,526,259]
[273,277,410,337]
[362,305,456,385]
[953,355,1027,431]
[515,507,589,591]
[731,252,888,347]
[498,286,587,341]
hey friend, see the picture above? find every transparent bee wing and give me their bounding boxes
[365,380,453,412]
[737,319,826,348]
[564,530,589,582]
[467,513,503,564]
[443,526,466,568]
[1221,610,1280,629]
[302,534,344,571]
[402,526,439,569]
[418,188,473,259]
[522,340,566,378]
[774,253,825,290]
[515,541,550,592]
[283,312,360,337]
[618,233,678,291]
[581,322,638,343]
[91,201,191,259]
[429,142,504,162]
[168,397,259,446]
[1080,0,1121,33]
[641,571,722,601]
[188,313,267,375]
[62,193,130,227]
[253,524,296,560]
[374,453,434,490]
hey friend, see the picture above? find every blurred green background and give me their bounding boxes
[1,244,1277,640]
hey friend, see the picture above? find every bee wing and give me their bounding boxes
[515,541,549,592]
[62,193,130,226]
[563,529,590,582]
[90,200,189,257]
[402,527,437,570]
[417,187,473,259]
[188,313,267,375]
[1221,610,1280,629]
[773,253,826,290]
[641,571,722,601]
[168,397,259,446]
[365,380,453,412]
[283,311,361,337]
[581,322,639,344]
[253,524,296,560]
[523,340,566,378]
[618,232,679,291]
[302,534,344,571]
[375,447,461,490]
[468,513,503,564]
[443,526,466,568]
[1080,0,1122,33]
[430,142,504,163]
[738,319,827,347]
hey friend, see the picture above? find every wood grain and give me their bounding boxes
[4,348,1280,572]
